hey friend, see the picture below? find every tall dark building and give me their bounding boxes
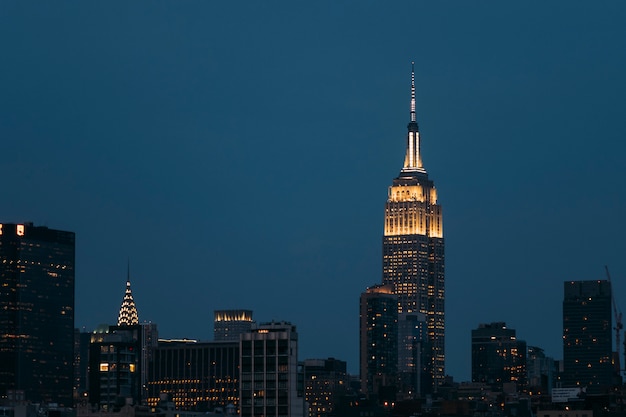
[302,358,348,417]
[0,223,75,406]
[563,280,613,391]
[471,322,527,392]
[382,65,445,390]
[359,285,398,401]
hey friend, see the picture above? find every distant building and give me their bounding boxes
[563,280,613,391]
[239,321,304,417]
[0,223,75,406]
[381,65,445,391]
[397,312,429,398]
[88,276,157,409]
[214,309,253,341]
[88,325,143,409]
[74,329,92,401]
[359,284,398,401]
[302,358,348,417]
[147,339,239,411]
[527,346,555,394]
[471,322,527,392]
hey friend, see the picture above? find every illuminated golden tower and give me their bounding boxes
[117,266,139,326]
[382,63,444,394]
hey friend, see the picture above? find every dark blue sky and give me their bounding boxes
[2,2,626,381]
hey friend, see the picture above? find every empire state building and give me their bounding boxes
[382,65,444,392]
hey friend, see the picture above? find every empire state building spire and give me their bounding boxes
[402,62,426,174]
[117,264,139,326]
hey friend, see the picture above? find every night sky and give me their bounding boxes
[2,2,626,381]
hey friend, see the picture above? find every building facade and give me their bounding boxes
[0,223,75,406]
[239,321,304,417]
[88,325,144,409]
[214,309,254,342]
[471,322,527,392]
[562,280,614,391]
[397,312,428,398]
[359,285,398,401]
[147,339,239,411]
[527,346,555,395]
[302,358,348,417]
[88,277,157,409]
[382,65,445,391]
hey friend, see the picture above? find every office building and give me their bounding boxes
[88,277,157,409]
[302,358,348,417]
[563,280,613,391]
[240,321,304,417]
[147,339,239,411]
[214,309,254,342]
[471,322,527,392]
[359,285,398,401]
[527,346,555,394]
[397,312,428,398]
[382,64,445,391]
[0,223,75,406]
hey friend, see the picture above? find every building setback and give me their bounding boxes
[563,280,614,391]
[0,223,75,406]
[382,64,445,392]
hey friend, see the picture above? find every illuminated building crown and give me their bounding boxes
[117,268,139,326]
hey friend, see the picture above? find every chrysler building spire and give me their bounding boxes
[402,62,426,174]
[117,264,139,326]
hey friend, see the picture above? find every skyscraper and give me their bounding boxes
[471,322,527,392]
[239,321,304,417]
[359,284,398,401]
[382,65,445,390]
[562,280,613,392]
[214,309,254,342]
[0,223,75,406]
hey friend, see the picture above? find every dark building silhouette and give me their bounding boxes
[74,329,91,401]
[471,322,527,392]
[88,276,157,409]
[88,325,143,409]
[397,312,429,399]
[147,339,239,411]
[359,285,398,401]
[382,65,445,392]
[563,280,613,391]
[239,321,304,417]
[526,346,555,395]
[0,223,75,406]
[302,358,348,417]
[214,309,253,342]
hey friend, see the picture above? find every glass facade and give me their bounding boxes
[562,280,613,392]
[359,285,398,400]
[0,223,75,406]
[471,322,527,392]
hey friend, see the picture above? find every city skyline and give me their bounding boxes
[2,2,626,382]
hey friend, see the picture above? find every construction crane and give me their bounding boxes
[605,265,623,374]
